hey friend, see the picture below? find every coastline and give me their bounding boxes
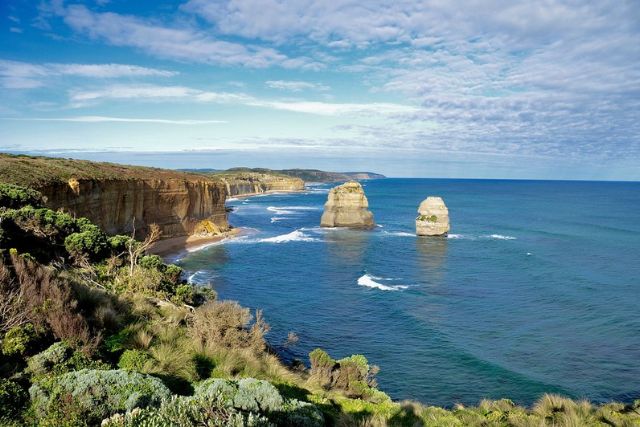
[227,188,305,201]
[150,228,242,258]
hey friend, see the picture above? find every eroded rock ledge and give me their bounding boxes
[415,196,450,236]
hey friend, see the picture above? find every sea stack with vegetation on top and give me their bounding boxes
[320,181,375,229]
[416,196,450,236]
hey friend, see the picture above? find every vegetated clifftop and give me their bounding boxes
[0,154,229,238]
[213,170,305,196]
[187,167,386,183]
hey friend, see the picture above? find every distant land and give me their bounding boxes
[185,167,386,182]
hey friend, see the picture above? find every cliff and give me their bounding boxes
[187,167,386,183]
[416,197,450,236]
[0,154,229,239]
[320,181,375,228]
[214,171,304,196]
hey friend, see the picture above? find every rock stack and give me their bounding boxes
[416,197,450,236]
[320,181,375,228]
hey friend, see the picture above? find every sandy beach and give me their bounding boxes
[150,228,242,258]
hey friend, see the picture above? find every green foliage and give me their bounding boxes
[0,378,29,421]
[0,183,43,209]
[118,349,153,372]
[139,255,163,270]
[64,226,109,260]
[29,369,172,425]
[337,354,369,377]
[172,284,195,305]
[108,234,133,253]
[2,323,39,356]
[163,264,183,284]
[27,342,108,380]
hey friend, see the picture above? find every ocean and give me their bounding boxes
[177,179,640,407]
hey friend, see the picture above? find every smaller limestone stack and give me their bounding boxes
[320,181,375,228]
[416,197,450,236]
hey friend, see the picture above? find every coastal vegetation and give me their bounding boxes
[0,177,639,426]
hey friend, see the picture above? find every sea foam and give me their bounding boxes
[357,274,409,291]
[259,230,319,243]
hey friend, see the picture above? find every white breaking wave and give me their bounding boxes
[486,234,516,240]
[226,197,239,202]
[383,231,414,237]
[259,230,319,243]
[267,206,319,216]
[357,274,409,291]
[270,217,294,223]
[447,234,465,239]
[187,271,203,283]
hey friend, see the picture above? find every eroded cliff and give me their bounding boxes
[0,154,229,239]
[218,172,305,196]
[320,181,375,228]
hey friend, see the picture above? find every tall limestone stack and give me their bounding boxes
[320,181,375,228]
[416,197,450,236]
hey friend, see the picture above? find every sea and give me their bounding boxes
[177,178,640,407]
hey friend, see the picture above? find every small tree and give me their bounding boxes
[126,219,161,276]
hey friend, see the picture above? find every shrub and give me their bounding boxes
[309,348,336,387]
[29,369,172,425]
[163,264,183,284]
[139,255,163,270]
[189,301,269,352]
[118,349,153,372]
[27,341,108,379]
[108,234,134,254]
[172,284,195,305]
[64,226,108,260]
[0,183,43,209]
[101,395,270,426]
[0,378,28,420]
[2,323,39,356]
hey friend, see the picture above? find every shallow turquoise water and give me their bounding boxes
[178,179,640,406]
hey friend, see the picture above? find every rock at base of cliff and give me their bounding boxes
[416,196,450,236]
[320,181,375,229]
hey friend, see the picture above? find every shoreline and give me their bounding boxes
[150,228,242,259]
[226,188,305,201]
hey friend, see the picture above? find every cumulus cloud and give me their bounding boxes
[0,60,175,89]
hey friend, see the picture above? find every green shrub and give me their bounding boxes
[139,255,163,270]
[172,284,195,305]
[108,235,133,253]
[101,395,270,426]
[27,342,108,379]
[0,378,28,420]
[29,369,171,425]
[118,349,153,372]
[0,183,43,209]
[163,264,183,284]
[2,323,39,356]
[64,225,108,260]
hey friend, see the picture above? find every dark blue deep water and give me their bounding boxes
[178,179,640,406]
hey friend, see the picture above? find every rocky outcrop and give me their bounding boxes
[320,181,375,228]
[221,173,304,197]
[416,197,450,236]
[39,178,229,239]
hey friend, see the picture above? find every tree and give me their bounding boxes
[126,219,162,276]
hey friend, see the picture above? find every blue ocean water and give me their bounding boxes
[178,179,640,406]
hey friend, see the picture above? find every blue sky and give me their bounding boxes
[1,0,639,179]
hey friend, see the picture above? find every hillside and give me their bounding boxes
[187,167,386,182]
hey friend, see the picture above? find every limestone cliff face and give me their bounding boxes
[38,178,229,238]
[416,197,450,236]
[320,181,375,228]
[221,173,304,197]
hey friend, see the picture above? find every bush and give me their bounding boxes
[64,224,108,260]
[0,378,28,420]
[139,255,163,270]
[27,341,108,379]
[0,183,43,209]
[29,369,171,425]
[172,284,195,305]
[118,349,153,372]
[163,264,183,284]
[189,301,269,353]
[108,234,134,253]
[2,323,39,356]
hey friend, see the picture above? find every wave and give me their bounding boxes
[259,230,319,243]
[447,233,516,240]
[270,217,294,223]
[267,206,320,216]
[187,270,204,283]
[383,230,414,237]
[226,197,239,202]
[357,274,409,291]
[486,234,516,240]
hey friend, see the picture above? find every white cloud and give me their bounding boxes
[68,84,419,116]
[2,116,226,125]
[0,60,176,89]
[61,5,323,70]
[265,80,330,92]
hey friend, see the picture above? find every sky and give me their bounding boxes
[0,0,639,179]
